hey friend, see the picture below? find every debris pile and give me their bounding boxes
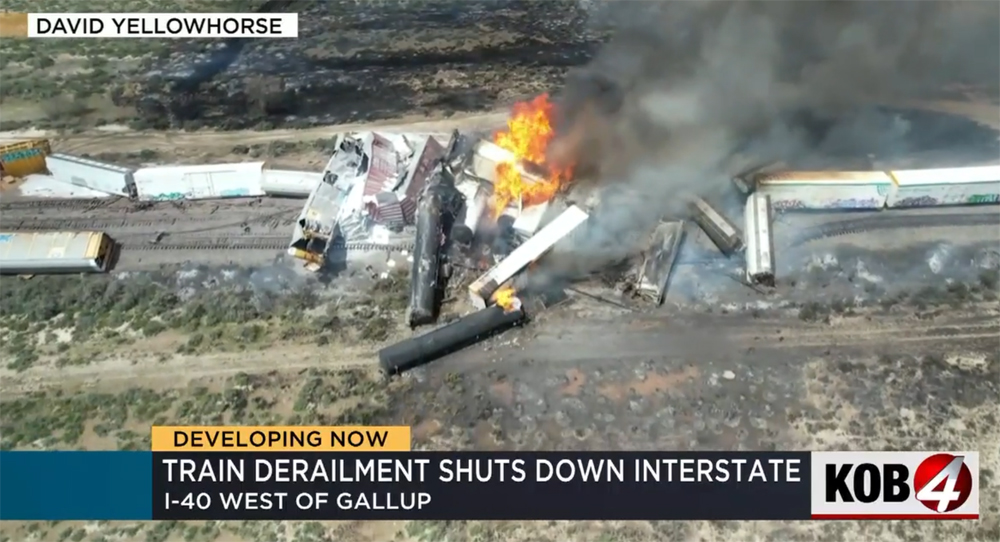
[7,87,996,372]
[369,93,801,375]
[286,132,446,269]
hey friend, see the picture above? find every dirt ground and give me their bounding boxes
[0,110,509,174]
[1,298,997,542]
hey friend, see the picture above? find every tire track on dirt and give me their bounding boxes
[517,313,999,365]
[4,314,996,395]
[2,112,508,153]
[0,345,379,395]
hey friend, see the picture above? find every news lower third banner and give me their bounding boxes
[0,13,300,38]
[0,426,981,521]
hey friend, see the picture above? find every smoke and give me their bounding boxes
[541,0,999,277]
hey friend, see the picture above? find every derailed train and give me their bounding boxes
[0,231,117,275]
[743,193,775,287]
[733,164,1000,210]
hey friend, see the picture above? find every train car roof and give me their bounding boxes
[47,153,135,174]
[756,171,893,185]
[889,165,1000,186]
[0,231,106,263]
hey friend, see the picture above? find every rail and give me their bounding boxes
[121,236,292,251]
[117,236,415,253]
[0,210,299,233]
[0,198,124,211]
[791,212,1000,247]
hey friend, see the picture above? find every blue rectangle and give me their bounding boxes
[0,451,152,520]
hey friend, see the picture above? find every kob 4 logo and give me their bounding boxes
[913,454,974,513]
[810,451,979,519]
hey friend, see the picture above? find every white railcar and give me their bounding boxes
[755,171,893,210]
[887,165,1000,207]
[133,162,266,201]
[469,205,590,309]
[452,179,490,246]
[0,231,116,275]
[45,153,135,197]
[744,194,775,287]
[261,169,322,198]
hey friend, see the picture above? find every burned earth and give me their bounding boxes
[112,0,604,130]
[384,301,999,541]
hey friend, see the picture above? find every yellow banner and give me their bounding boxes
[0,13,28,38]
[152,426,411,452]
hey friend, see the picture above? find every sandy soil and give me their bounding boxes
[3,300,996,398]
[0,111,509,150]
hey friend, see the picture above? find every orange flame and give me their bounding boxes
[492,286,521,313]
[490,94,574,218]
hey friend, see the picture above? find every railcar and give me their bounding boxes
[887,165,1000,207]
[45,153,136,197]
[689,196,744,256]
[0,231,116,275]
[744,194,775,287]
[755,170,893,210]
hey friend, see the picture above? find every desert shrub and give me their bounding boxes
[142,321,168,337]
[6,349,38,372]
[798,302,824,322]
[980,269,999,291]
[358,315,393,342]
[41,96,91,119]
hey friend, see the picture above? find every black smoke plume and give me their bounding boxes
[542,0,999,275]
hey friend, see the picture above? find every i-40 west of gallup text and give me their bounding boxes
[163,491,432,511]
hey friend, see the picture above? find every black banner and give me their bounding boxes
[153,451,812,520]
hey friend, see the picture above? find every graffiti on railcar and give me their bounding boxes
[218,189,252,197]
[146,189,254,201]
[150,192,187,201]
[968,194,1000,204]
[0,147,43,162]
[894,196,939,207]
[772,199,807,210]
[827,197,881,209]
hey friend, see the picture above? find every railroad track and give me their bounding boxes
[118,236,415,253]
[0,197,305,214]
[791,211,1000,247]
[122,236,292,251]
[2,209,300,233]
[0,197,124,211]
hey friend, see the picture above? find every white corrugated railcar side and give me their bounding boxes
[133,162,266,201]
[886,165,1000,207]
[0,231,115,275]
[45,153,135,197]
[755,171,893,210]
[744,193,775,287]
[261,169,323,198]
[469,205,590,309]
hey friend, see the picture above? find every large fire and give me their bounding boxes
[490,94,574,218]
[492,285,521,313]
